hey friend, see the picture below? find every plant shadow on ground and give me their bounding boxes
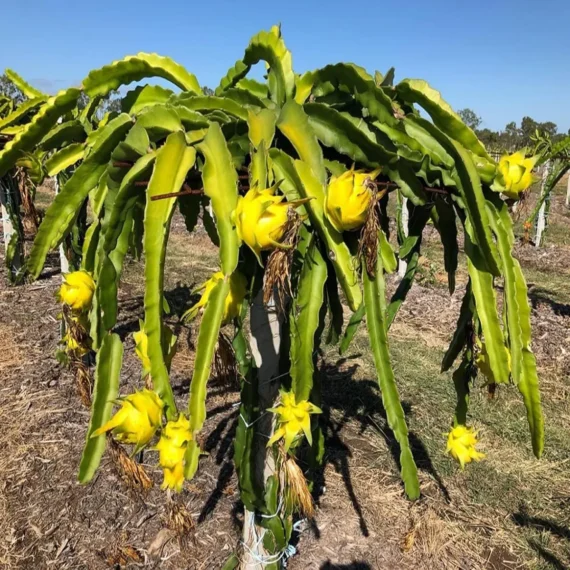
[528,286,570,317]
[197,355,451,546]
[511,507,570,570]
[312,359,450,538]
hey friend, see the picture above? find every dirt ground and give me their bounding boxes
[0,184,569,570]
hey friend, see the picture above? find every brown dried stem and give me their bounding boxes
[108,438,153,491]
[263,209,303,313]
[358,190,382,277]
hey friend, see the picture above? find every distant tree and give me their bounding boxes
[520,116,539,146]
[458,108,482,130]
[203,86,214,96]
[76,90,122,117]
[477,128,499,150]
[100,92,122,114]
[539,121,557,138]
[0,74,24,103]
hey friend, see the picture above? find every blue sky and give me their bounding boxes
[2,0,569,132]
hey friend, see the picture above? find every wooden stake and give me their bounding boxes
[241,291,283,569]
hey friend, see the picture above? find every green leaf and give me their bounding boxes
[431,199,458,294]
[104,153,155,254]
[464,219,510,384]
[79,95,103,126]
[244,29,294,106]
[402,118,454,168]
[268,148,306,207]
[5,69,46,99]
[441,282,474,373]
[339,303,365,355]
[452,351,473,427]
[277,101,365,304]
[216,27,293,106]
[81,220,101,273]
[290,239,328,401]
[188,278,231,436]
[144,132,196,418]
[487,197,543,457]
[221,554,239,570]
[325,265,344,345]
[176,194,200,234]
[0,88,81,177]
[197,122,240,274]
[45,143,85,177]
[379,229,397,273]
[220,87,267,109]
[397,79,490,160]
[247,108,277,149]
[294,159,362,311]
[173,95,248,121]
[297,63,396,127]
[386,250,421,329]
[82,53,202,98]
[135,104,183,141]
[398,204,431,260]
[99,208,134,330]
[78,333,123,484]
[39,119,87,151]
[384,162,428,206]
[408,116,500,276]
[277,100,326,184]
[236,78,270,99]
[27,114,133,279]
[0,97,46,130]
[216,60,250,96]
[363,253,420,500]
[130,197,145,260]
[381,67,395,87]
[121,84,174,114]
[304,103,397,167]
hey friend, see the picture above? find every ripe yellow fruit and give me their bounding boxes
[324,168,381,232]
[92,389,164,452]
[59,270,95,311]
[446,425,485,469]
[184,270,247,324]
[233,185,291,259]
[496,151,538,200]
[155,414,192,492]
[267,391,322,452]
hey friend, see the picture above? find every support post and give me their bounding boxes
[566,170,570,208]
[0,177,23,276]
[241,291,283,569]
[534,161,551,248]
[53,174,69,274]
